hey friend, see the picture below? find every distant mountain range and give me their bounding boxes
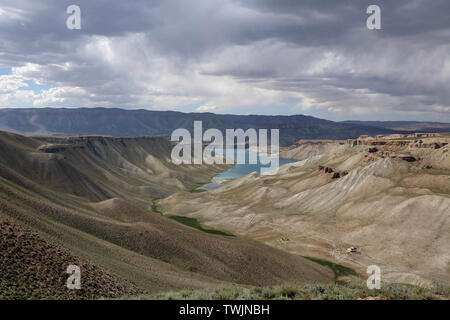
[1,108,448,146]
[342,120,450,132]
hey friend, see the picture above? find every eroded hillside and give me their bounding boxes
[0,131,333,299]
[160,133,450,286]
[0,132,227,202]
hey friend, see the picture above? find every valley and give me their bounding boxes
[0,130,333,298]
[0,129,449,299]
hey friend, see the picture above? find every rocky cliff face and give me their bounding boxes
[345,134,450,170]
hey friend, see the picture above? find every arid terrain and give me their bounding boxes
[1,129,449,299]
[160,133,450,287]
[0,130,334,299]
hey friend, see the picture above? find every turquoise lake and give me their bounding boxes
[200,149,297,190]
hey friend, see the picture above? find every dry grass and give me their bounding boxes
[141,280,450,300]
[0,219,139,300]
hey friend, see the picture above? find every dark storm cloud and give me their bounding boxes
[0,0,448,120]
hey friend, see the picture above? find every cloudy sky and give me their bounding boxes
[0,0,449,121]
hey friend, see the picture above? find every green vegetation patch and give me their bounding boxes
[190,189,207,193]
[303,256,358,281]
[151,198,163,215]
[167,215,234,237]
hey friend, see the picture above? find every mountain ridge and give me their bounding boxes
[342,120,450,132]
[0,107,409,146]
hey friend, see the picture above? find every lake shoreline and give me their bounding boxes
[197,149,297,191]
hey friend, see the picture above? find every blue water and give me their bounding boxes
[200,149,296,190]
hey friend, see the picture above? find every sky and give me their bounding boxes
[0,0,449,122]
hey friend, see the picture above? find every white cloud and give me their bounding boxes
[196,105,217,112]
[0,0,449,121]
[0,74,28,92]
